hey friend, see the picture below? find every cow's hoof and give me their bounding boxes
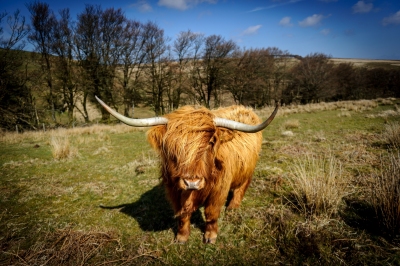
[226,201,240,210]
[203,232,217,244]
[176,234,188,244]
[203,236,217,244]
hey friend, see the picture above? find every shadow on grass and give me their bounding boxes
[341,198,388,238]
[100,184,205,233]
[341,197,400,248]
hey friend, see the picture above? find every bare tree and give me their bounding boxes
[75,5,126,121]
[142,21,169,116]
[286,53,334,104]
[27,1,57,121]
[187,32,205,105]
[267,47,291,104]
[74,4,102,122]
[116,19,147,117]
[168,30,202,109]
[192,34,236,108]
[0,10,34,130]
[331,62,356,100]
[366,68,390,99]
[50,8,78,124]
[98,7,126,114]
[387,69,400,98]
[225,48,275,106]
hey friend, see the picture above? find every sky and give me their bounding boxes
[1,0,400,59]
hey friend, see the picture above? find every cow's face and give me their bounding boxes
[147,109,223,190]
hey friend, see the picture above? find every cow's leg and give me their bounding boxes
[175,190,198,243]
[203,208,219,244]
[203,218,218,244]
[176,213,191,243]
[226,176,252,210]
[203,189,229,244]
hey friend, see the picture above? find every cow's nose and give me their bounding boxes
[183,179,200,190]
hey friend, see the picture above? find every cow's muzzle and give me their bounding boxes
[182,179,203,190]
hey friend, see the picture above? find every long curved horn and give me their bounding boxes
[214,104,279,133]
[95,96,168,127]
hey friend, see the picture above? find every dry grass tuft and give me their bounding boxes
[283,119,300,129]
[287,154,349,217]
[312,131,326,142]
[383,122,400,148]
[369,152,400,236]
[50,133,79,160]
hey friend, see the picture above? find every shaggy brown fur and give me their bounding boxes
[147,105,263,244]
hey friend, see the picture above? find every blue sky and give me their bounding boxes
[1,0,400,59]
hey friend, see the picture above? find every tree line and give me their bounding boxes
[1,2,399,131]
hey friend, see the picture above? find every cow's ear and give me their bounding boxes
[216,128,234,143]
[146,125,166,153]
[213,128,236,171]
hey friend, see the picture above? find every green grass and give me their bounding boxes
[1,99,400,265]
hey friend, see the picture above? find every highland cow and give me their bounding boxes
[96,96,278,243]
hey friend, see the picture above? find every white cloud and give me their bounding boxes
[320,28,330,35]
[352,1,373,14]
[158,0,189,10]
[158,0,216,11]
[132,0,153,12]
[241,25,262,35]
[249,7,266,13]
[382,10,400,26]
[299,14,325,27]
[279,16,293,27]
[248,0,302,13]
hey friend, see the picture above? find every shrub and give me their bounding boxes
[287,154,348,217]
[370,152,400,236]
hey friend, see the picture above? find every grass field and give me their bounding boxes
[1,99,399,265]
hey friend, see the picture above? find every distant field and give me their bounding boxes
[1,99,399,265]
[330,58,400,69]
